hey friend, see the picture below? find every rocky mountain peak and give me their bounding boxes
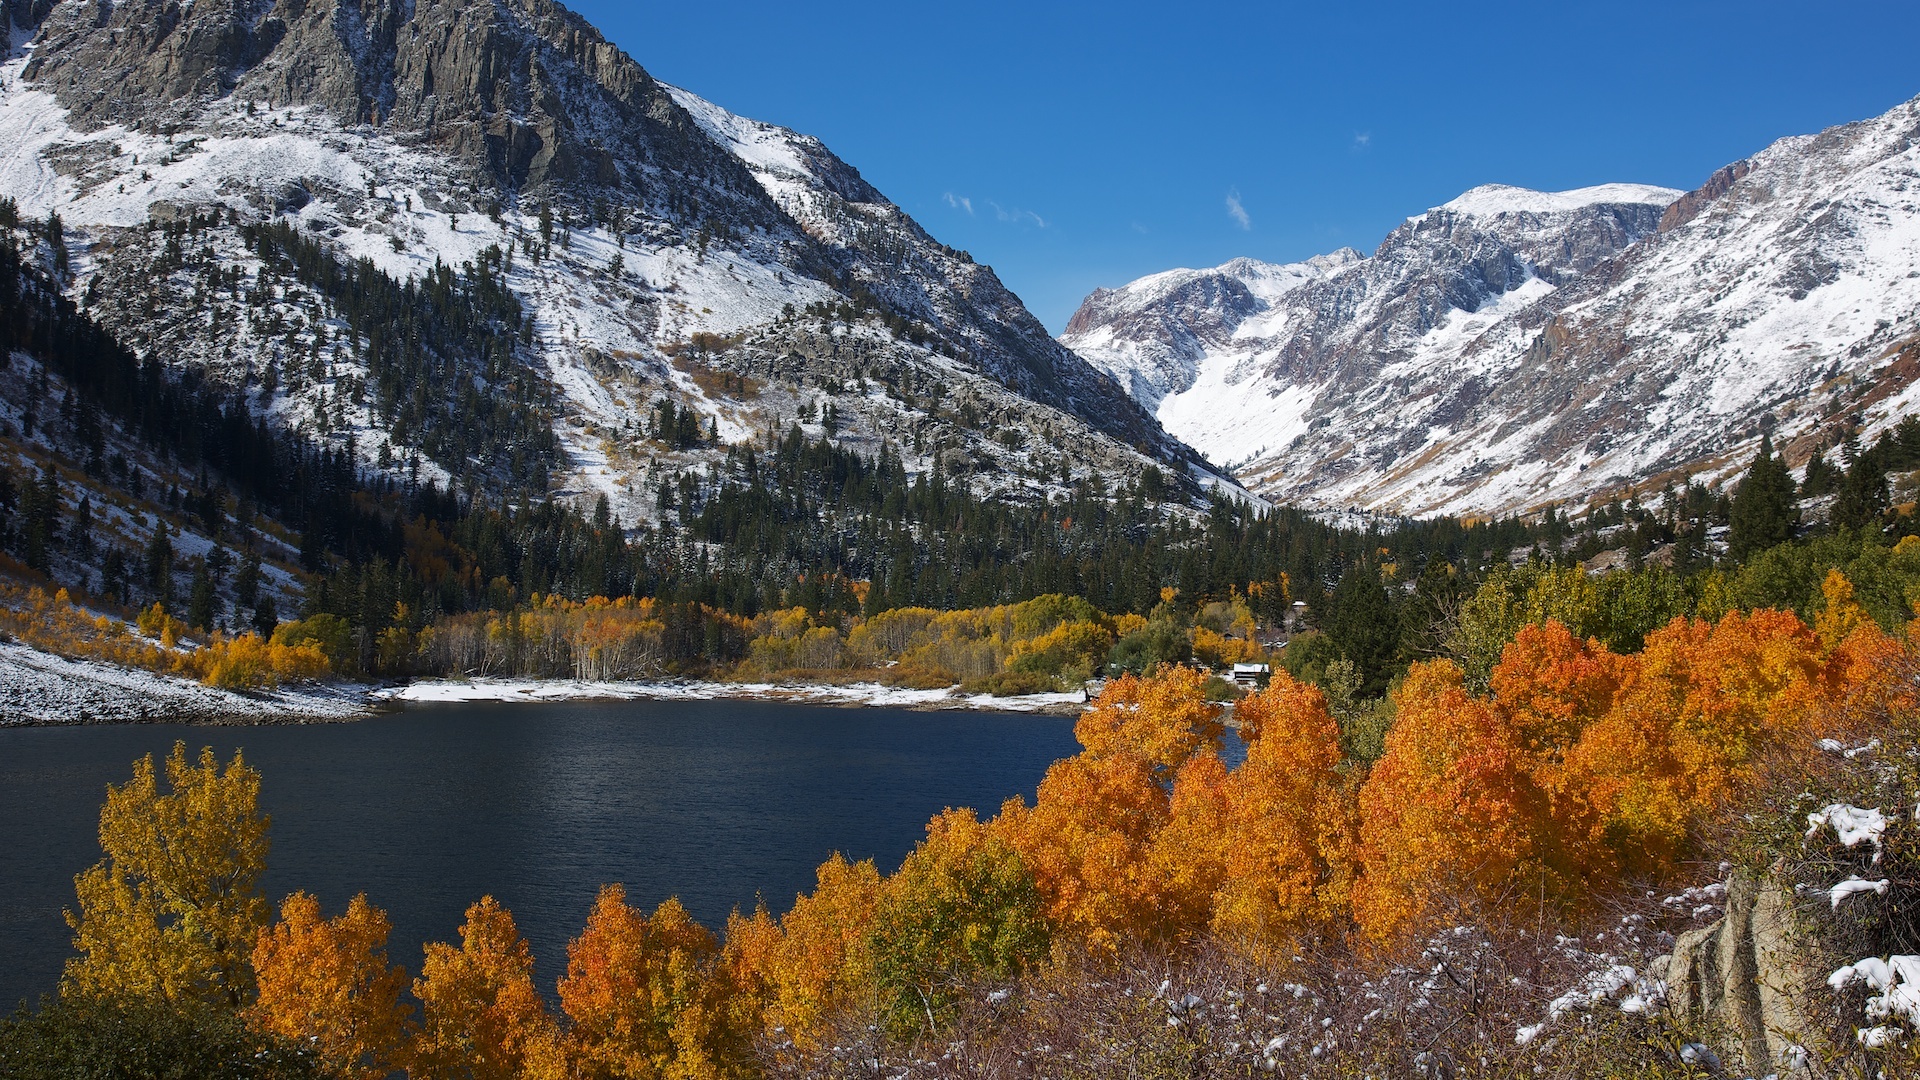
[20,0,758,205]
[0,0,1211,522]
[1061,106,1920,518]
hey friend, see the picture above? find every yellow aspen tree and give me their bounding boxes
[410,897,558,1080]
[64,742,270,1006]
[865,809,1049,1036]
[250,892,412,1079]
[720,854,881,1051]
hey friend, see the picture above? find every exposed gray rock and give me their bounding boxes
[1063,93,1920,518]
[1665,872,1819,1078]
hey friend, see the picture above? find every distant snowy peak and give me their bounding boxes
[1062,92,1920,517]
[1435,183,1684,219]
[1058,250,1362,414]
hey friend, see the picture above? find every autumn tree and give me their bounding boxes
[558,885,741,1080]
[64,743,270,1007]
[997,750,1172,954]
[1072,663,1224,778]
[1204,673,1356,955]
[250,892,412,1080]
[1352,661,1541,945]
[1564,609,1825,876]
[866,809,1049,1036]
[1488,621,1630,879]
[410,897,558,1080]
[721,854,881,1051]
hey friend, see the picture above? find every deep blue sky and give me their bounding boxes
[574,1,1920,332]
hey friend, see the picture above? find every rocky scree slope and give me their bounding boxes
[0,0,1206,528]
[1064,94,1920,518]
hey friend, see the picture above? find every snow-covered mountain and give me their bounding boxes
[1064,96,1920,517]
[0,0,1209,525]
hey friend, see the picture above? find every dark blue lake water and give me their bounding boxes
[0,699,1079,1009]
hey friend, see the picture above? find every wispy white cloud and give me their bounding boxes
[990,201,1047,228]
[1225,188,1251,230]
[1352,131,1372,150]
[943,192,974,215]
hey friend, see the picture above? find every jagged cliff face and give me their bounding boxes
[1065,98,1920,517]
[21,0,753,201]
[0,0,1200,521]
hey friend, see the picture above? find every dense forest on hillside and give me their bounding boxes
[11,192,1920,711]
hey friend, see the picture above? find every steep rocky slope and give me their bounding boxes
[0,0,1206,528]
[1065,95,1920,517]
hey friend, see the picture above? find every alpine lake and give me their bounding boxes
[0,697,1080,1007]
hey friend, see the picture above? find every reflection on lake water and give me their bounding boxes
[0,698,1078,1007]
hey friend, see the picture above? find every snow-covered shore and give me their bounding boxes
[0,639,1089,725]
[0,641,374,725]
[374,677,1089,715]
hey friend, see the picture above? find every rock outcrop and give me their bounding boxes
[1660,872,1820,1077]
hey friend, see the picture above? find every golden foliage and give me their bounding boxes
[558,884,740,1080]
[64,743,270,1007]
[1205,673,1356,955]
[998,749,1174,955]
[249,892,412,1080]
[721,854,881,1052]
[410,897,559,1080]
[1073,663,1224,774]
[1352,661,1540,945]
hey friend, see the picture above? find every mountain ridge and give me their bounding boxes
[1062,93,1920,517]
[0,0,1215,529]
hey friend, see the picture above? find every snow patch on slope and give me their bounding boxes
[1438,183,1684,218]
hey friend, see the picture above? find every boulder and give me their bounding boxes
[1664,872,1820,1077]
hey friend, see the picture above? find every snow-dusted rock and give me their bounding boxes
[1065,94,1920,517]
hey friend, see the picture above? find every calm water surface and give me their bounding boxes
[0,698,1078,1007]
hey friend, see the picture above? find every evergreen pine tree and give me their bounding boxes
[1728,434,1798,559]
[1322,563,1399,698]
[188,562,216,632]
[1800,447,1837,497]
[145,522,175,607]
[1833,443,1890,533]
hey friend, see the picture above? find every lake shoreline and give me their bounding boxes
[2,639,1090,725]
[375,677,1091,717]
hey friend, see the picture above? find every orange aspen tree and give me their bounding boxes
[1073,664,1225,777]
[250,892,412,1080]
[1488,621,1630,879]
[1813,570,1912,739]
[558,885,737,1080]
[1566,609,1825,875]
[1207,673,1356,955]
[997,750,1173,955]
[1353,661,1540,945]
[1151,751,1233,939]
[410,897,558,1080]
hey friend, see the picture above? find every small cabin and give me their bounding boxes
[1230,663,1271,688]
